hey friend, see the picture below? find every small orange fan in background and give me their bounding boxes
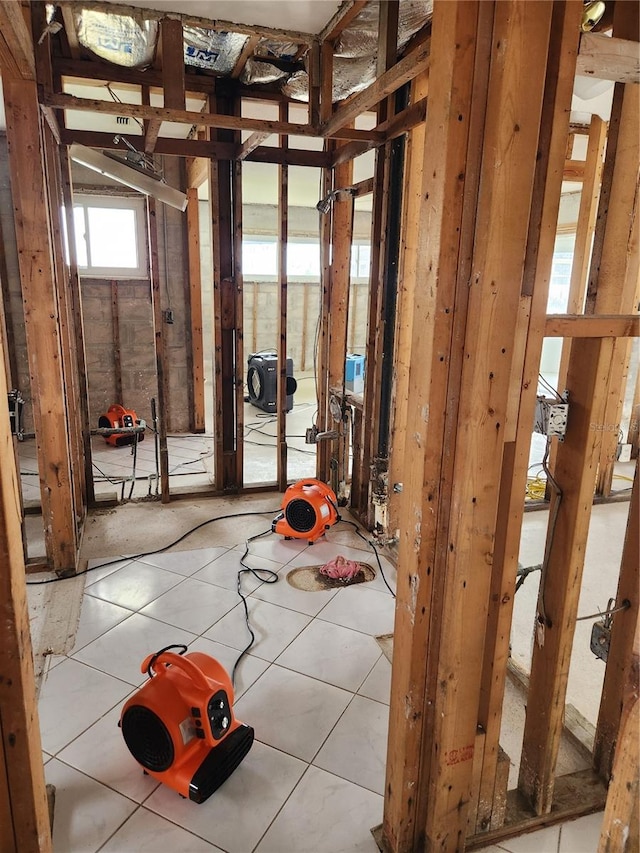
[119,648,253,803]
[98,404,144,447]
[272,478,339,543]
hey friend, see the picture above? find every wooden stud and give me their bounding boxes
[43,124,86,536]
[277,102,288,492]
[598,694,639,853]
[60,6,81,59]
[186,188,205,433]
[594,463,639,780]
[320,40,334,125]
[59,146,95,506]
[160,18,186,111]
[476,2,583,830]
[316,156,334,481]
[211,87,241,491]
[518,334,613,815]
[0,340,52,853]
[111,281,123,402]
[147,198,170,503]
[3,76,77,571]
[388,69,428,539]
[0,1,35,80]
[309,40,321,129]
[232,155,244,489]
[383,3,490,844]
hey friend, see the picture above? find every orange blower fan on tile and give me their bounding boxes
[119,647,253,803]
[272,478,339,543]
[98,404,145,447]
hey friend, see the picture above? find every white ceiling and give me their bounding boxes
[108,0,341,35]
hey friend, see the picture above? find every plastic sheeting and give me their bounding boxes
[183,26,248,73]
[75,8,158,68]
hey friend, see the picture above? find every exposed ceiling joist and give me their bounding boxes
[56,0,315,44]
[323,39,430,137]
[319,0,368,43]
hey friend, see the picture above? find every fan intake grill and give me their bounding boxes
[122,705,174,772]
[285,498,317,533]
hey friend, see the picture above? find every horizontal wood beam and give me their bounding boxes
[55,57,216,93]
[230,33,260,79]
[322,40,431,137]
[0,1,35,80]
[320,0,368,43]
[56,0,314,43]
[577,32,640,84]
[331,98,428,167]
[59,128,330,166]
[563,159,585,180]
[545,314,640,337]
[44,91,381,140]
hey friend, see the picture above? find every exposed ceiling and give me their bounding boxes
[109,0,341,35]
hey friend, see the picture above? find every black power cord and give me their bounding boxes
[25,508,281,586]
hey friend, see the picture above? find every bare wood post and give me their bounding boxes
[0,341,52,852]
[327,153,354,497]
[186,188,205,433]
[316,153,333,481]
[60,147,95,506]
[384,2,566,848]
[594,463,639,780]
[147,198,170,502]
[387,69,428,539]
[384,1,491,847]
[211,85,242,490]
[111,281,123,403]
[233,155,244,488]
[598,530,639,853]
[475,0,582,831]
[3,76,77,570]
[277,102,289,491]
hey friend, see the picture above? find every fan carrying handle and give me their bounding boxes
[141,648,211,692]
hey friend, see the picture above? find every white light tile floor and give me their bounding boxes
[36,516,605,852]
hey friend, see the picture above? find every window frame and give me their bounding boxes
[72,193,149,279]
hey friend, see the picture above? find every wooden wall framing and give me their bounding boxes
[0,2,639,850]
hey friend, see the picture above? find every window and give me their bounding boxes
[71,195,148,278]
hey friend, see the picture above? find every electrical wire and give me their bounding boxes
[337,518,396,598]
[576,600,630,623]
[25,508,280,586]
[535,437,562,628]
[231,528,279,684]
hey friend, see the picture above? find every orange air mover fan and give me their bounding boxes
[98,404,144,447]
[272,478,339,543]
[119,647,253,803]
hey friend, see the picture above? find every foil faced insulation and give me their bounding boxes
[183,27,249,74]
[75,8,158,68]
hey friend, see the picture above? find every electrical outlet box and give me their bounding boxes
[305,426,318,444]
[590,620,610,662]
[534,396,569,440]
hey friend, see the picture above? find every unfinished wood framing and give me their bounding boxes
[1,1,639,847]
[211,87,243,491]
[277,103,289,492]
[0,350,52,853]
[185,188,205,433]
[3,76,78,571]
[147,198,171,503]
